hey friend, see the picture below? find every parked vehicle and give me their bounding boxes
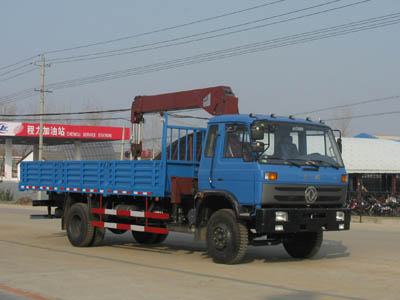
[20,86,350,264]
[347,192,400,216]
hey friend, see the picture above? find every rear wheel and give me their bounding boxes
[206,209,248,264]
[283,231,323,259]
[90,227,105,246]
[66,203,95,247]
[90,212,105,247]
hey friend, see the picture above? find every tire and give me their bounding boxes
[206,209,248,264]
[90,227,105,247]
[132,231,168,244]
[283,231,323,259]
[66,203,95,247]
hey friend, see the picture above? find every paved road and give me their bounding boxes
[1,204,399,300]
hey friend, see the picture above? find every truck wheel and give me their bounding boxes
[90,210,105,247]
[66,203,95,247]
[283,231,323,259]
[132,231,168,244]
[90,227,105,247]
[206,209,248,264]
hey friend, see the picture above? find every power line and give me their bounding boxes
[5,105,400,124]
[0,63,32,77]
[1,116,130,122]
[47,0,362,64]
[0,108,130,117]
[0,2,286,75]
[43,0,287,55]
[326,109,400,121]
[0,55,38,72]
[4,13,399,103]
[0,68,37,83]
[45,13,400,90]
[2,12,399,104]
[0,88,36,104]
[294,95,400,116]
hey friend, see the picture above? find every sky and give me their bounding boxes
[1,0,399,137]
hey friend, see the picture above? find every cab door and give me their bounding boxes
[198,124,220,190]
[212,123,256,205]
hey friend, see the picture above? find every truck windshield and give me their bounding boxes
[257,121,344,168]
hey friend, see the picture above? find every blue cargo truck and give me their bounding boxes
[19,86,350,264]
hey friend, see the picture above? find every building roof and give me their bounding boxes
[342,137,400,174]
[354,132,400,142]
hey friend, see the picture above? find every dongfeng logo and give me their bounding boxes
[305,186,318,204]
[0,123,8,135]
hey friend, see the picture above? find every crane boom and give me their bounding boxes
[131,86,239,123]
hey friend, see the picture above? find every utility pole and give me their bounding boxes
[34,54,51,200]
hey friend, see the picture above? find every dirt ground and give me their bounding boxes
[1,204,399,300]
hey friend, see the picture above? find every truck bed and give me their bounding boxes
[19,160,192,197]
[20,124,205,198]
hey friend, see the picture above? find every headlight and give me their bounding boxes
[275,211,288,222]
[336,211,345,222]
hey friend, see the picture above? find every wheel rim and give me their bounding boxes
[70,214,82,239]
[213,226,229,250]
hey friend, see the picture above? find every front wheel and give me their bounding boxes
[283,231,323,259]
[206,209,248,264]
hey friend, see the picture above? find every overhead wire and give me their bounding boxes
[1,116,130,122]
[6,107,400,124]
[44,13,400,90]
[0,88,37,104]
[43,0,287,55]
[294,95,400,116]
[0,68,38,83]
[0,63,33,77]
[326,110,400,121]
[47,0,363,64]
[2,11,399,104]
[0,55,38,72]
[0,107,130,117]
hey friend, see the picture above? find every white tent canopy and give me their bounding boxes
[342,137,400,174]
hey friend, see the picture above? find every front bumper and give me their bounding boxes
[255,207,351,233]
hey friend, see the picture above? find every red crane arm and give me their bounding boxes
[131,86,239,123]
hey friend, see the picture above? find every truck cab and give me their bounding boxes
[196,114,349,261]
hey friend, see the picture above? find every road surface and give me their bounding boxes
[0,204,399,300]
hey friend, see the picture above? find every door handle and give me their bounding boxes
[217,178,223,181]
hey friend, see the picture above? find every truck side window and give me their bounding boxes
[224,125,249,158]
[204,125,218,158]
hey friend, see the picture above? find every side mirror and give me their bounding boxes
[337,138,342,153]
[250,126,264,140]
[251,141,265,152]
[332,129,343,153]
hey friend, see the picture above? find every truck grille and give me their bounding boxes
[262,184,346,206]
